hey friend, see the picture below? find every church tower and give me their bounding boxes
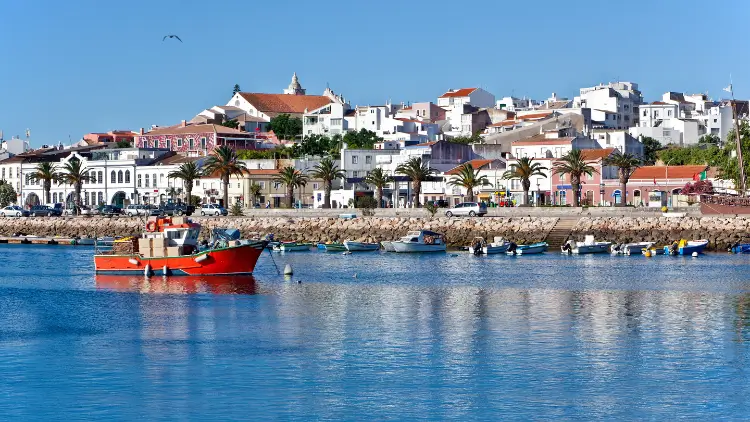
[283,72,306,95]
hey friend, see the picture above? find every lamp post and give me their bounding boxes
[536,180,541,206]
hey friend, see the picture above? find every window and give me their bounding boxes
[654,111,659,118]
[98,192,103,205]
[201,137,206,150]
[125,170,130,183]
[714,119,718,123]
[90,172,96,183]
[137,174,142,188]
[313,183,319,190]
[117,171,123,184]
[153,174,157,187]
[365,155,372,164]
[177,138,183,147]
[142,140,148,148]
[274,182,281,190]
[352,171,359,177]
[352,155,358,164]
[331,118,342,126]
[98,171,103,184]
[152,139,158,148]
[189,138,194,150]
[643,110,648,117]
[667,110,672,117]
[111,171,116,184]
[1,168,5,179]
[145,174,149,188]
[259,181,265,189]
[167,139,172,149]
[560,174,566,183]
[237,183,240,188]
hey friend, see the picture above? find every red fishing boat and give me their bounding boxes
[94,216,266,276]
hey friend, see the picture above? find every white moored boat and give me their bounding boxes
[612,241,654,255]
[344,240,380,252]
[273,242,312,252]
[391,230,447,253]
[507,242,548,255]
[562,236,612,255]
[381,241,397,252]
[469,236,511,255]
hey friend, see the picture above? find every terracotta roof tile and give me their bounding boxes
[144,124,248,136]
[239,93,332,114]
[490,120,518,127]
[439,88,477,98]
[630,165,708,180]
[512,135,575,145]
[444,159,495,175]
[580,148,616,161]
[244,169,280,176]
[411,141,439,147]
[517,111,554,120]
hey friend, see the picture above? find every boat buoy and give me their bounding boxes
[644,250,652,257]
[128,258,139,265]
[692,252,698,257]
[163,265,169,276]
[284,264,293,275]
[144,264,152,277]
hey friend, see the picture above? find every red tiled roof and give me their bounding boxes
[412,141,438,147]
[439,88,477,98]
[244,169,280,176]
[518,111,553,120]
[580,148,616,161]
[630,165,708,180]
[238,92,332,114]
[490,120,518,127]
[145,124,248,136]
[651,101,669,105]
[444,159,495,175]
[512,135,574,145]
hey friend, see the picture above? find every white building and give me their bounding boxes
[438,87,496,136]
[589,129,644,157]
[495,96,540,112]
[574,82,643,129]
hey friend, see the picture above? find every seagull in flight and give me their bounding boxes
[163,35,182,42]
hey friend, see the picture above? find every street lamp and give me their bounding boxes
[536,180,540,206]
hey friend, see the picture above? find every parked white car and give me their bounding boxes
[62,206,99,216]
[1,205,29,217]
[444,202,488,217]
[124,204,151,217]
[200,204,228,216]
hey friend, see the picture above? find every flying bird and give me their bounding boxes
[163,35,182,42]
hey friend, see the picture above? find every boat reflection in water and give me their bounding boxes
[95,275,259,295]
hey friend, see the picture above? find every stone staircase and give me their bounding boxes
[545,217,580,249]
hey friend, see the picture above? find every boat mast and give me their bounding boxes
[727,81,746,195]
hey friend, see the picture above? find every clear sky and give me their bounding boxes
[1,0,748,145]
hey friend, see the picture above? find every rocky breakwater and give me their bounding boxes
[0,216,558,247]
[572,216,750,250]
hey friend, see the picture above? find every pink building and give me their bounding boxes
[549,148,617,206]
[83,130,138,145]
[136,122,262,156]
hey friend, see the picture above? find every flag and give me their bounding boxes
[653,178,657,185]
[723,84,733,93]
[700,170,707,181]
[693,173,700,181]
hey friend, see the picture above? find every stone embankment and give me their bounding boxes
[1,215,749,250]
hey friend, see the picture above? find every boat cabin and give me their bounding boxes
[143,217,201,254]
[399,230,444,245]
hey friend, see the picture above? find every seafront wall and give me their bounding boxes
[0,214,748,250]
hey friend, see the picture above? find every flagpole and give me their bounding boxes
[727,82,746,196]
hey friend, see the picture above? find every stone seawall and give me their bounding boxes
[1,215,748,250]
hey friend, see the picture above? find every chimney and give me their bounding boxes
[181,120,187,127]
[139,127,144,135]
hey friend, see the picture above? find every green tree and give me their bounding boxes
[447,162,492,202]
[269,114,303,140]
[343,129,383,149]
[273,166,308,208]
[230,201,244,216]
[396,156,436,208]
[698,134,720,145]
[28,162,59,204]
[249,182,262,205]
[115,139,132,148]
[221,118,240,129]
[502,157,548,206]
[0,180,17,207]
[233,84,241,95]
[166,187,182,202]
[202,145,248,208]
[363,167,393,208]
[553,150,599,207]
[657,145,721,166]
[641,136,662,164]
[447,131,483,145]
[309,157,345,208]
[603,151,641,207]
[168,162,201,204]
[60,159,91,210]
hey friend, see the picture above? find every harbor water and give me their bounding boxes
[2,244,750,419]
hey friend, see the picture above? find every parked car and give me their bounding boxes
[444,202,488,217]
[124,204,153,217]
[30,205,62,217]
[99,205,123,217]
[200,204,228,216]
[1,205,29,217]
[63,205,99,216]
[431,199,450,208]
[156,203,194,217]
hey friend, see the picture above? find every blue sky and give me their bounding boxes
[1,0,748,145]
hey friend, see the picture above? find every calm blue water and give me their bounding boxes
[2,244,750,420]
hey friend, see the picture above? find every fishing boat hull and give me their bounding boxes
[273,242,312,252]
[508,243,548,255]
[731,244,750,254]
[319,243,347,252]
[676,240,709,255]
[344,240,380,252]
[94,241,267,276]
[481,243,511,254]
[570,242,612,254]
[391,242,446,253]
[620,242,654,256]
[381,241,397,252]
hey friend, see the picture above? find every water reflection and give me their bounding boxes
[95,275,258,295]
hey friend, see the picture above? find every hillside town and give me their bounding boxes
[1,73,747,211]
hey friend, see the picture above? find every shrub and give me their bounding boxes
[424,202,438,218]
[230,202,244,216]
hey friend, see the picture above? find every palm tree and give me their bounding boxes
[28,162,59,204]
[60,159,90,211]
[168,162,201,204]
[309,157,345,208]
[395,156,435,207]
[202,146,248,208]
[553,149,599,207]
[448,163,492,203]
[603,151,641,206]
[502,157,548,206]
[249,182,262,206]
[274,166,308,208]
[363,167,393,208]
[166,186,182,202]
